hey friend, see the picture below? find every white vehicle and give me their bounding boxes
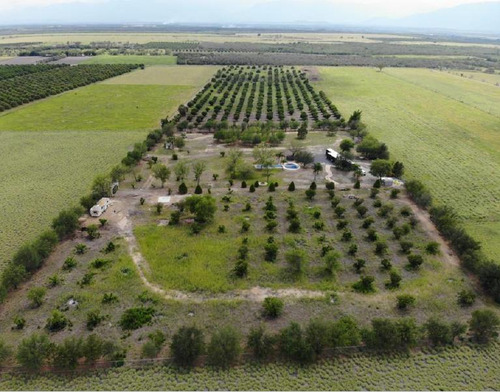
[90,198,111,217]
[326,148,339,162]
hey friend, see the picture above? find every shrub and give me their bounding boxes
[266,220,278,232]
[262,297,284,319]
[366,229,378,242]
[13,316,26,330]
[336,220,348,230]
[373,199,382,208]
[324,251,341,275]
[330,316,362,347]
[264,240,279,262]
[364,318,419,351]
[249,184,256,193]
[362,217,374,229]
[356,205,368,218]
[51,337,83,370]
[407,254,424,270]
[381,259,392,271]
[75,243,87,255]
[400,206,412,217]
[279,322,314,364]
[390,189,400,199]
[90,258,111,269]
[396,294,416,310]
[354,180,360,189]
[178,182,188,195]
[334,206,346,218]
[386,270,402,289]
[207,326,241,369]
[400,241,414,254]
[341,230,353,242]
[268,182,276,192]
[233,259,248,278]
[185,195,217,224]
[86,311,105,331]
[285,249,307,276]
[46,310,70,332]
[425,242,440,255]
[0,338,11,366]
[406,180,432,208]
[27,287,46,308]
[52,207,82,239]
[325,181,335,190]
[375,240,388,255]
[348,244,358,256]
[218,225,226,234]
[457,289,476,307]
[353,259,366,274]
[352,276,375,293]
[103,241,116,253]
[102,293,118,304]
[119,307,155,330]
[470,309,500,344]
[288,218,301,233]
[241,221,250,232]
[170,326,205,368]
[370,188,379,199]
[425,318,466,346]
[305,189,316,200]
[247,326,275,360]
[288,181,296,191]
[16,334,52,371]
[305,319,329,357]
[194,185,203,194]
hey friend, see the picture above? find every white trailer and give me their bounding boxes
[90,198,111,217]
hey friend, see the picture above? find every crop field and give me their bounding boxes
[0,84,193,131]
[314,67,500,260]
[0,32,414,45]
[0,64,140,112]
[0,65,216,131]
[174,65,341,130]
[102,65,219,86]
[82,55,177,65]
[445,69,500,86]
[0,65,215,267]
[0,131,143,267]
[1,343,500,390]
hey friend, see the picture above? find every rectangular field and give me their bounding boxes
[0,131,143,266]
[0,65,217,266]
[82,54,177,65]
[0,65,215,132]
[314,67,500,260]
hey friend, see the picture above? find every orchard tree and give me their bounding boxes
[370,159,392,179]
[152,164,171,188]
[192,161,207,186]
[253,144,275,183]
[340,139,355,153]
[226,149,243,179]
[174,161,190,182]
[313,162,322,181]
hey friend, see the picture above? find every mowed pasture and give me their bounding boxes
[314,67,500,260]
[0,66,214,131]
[0,65,215,267]
[82,54,177,65]
[0,131,143,267]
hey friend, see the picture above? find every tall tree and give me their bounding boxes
[192,161,207,186]
[253,144,275,183]
[152,164,171,188]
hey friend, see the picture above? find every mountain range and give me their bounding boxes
[1,0,499,34]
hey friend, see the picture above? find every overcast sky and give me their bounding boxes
[0,0,498,17]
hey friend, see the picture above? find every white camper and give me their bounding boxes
[90,198,111,217]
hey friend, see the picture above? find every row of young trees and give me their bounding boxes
[0,64,64,81]
[0,64,141,112]
[3,309,496,372]
[405,178,500,304]
[175,65,340,132]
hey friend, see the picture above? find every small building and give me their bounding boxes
[90,198,111,217]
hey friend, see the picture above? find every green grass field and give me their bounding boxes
[82,55,177,65]
[0,84,192,131]
[0,131,143,266]
[0,66,214,132]
[1,344,499,390]
[0,65,216,266]
[314,67,500,261]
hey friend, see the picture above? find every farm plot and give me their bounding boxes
[0,65,217,267]
[314,67,500,260]
[82,54,177,65]
[174,65,341,131]
[0,131,144,267]
[0,64,140,112]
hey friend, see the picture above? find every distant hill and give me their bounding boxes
[373,2,500,34]
[0,0,499,35]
